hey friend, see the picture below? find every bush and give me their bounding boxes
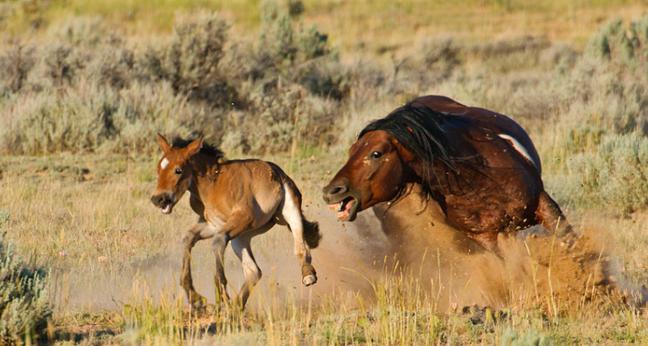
[222,81,336,154]
[575,15,648,135]
[0,80,222,154]
[0,226,52,344]
[0,43,35,95]
[569,133,648,214]
[0,4,351,155]
[152,13,238,107]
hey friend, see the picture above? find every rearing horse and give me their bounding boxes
[151,134,320,309]
[323,95,573,251]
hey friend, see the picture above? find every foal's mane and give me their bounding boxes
[359,102,483,197]
[171,136,225,160]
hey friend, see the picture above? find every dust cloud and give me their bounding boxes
[55,185,646,313]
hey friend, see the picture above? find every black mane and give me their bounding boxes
[171,136,225,160]
[359,103,478,169]
[359,102,483,197]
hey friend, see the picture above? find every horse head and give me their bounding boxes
[322,130,416,221]
[150,134,203,214]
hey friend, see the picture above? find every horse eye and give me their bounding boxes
[175,167,183,175]
[371,151,383,159]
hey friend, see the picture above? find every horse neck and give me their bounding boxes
[407,158,459,196]
[188,153,221,192]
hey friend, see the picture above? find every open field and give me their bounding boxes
[1,152,648,344]
[2,0,647,53]
[1,0,648,344]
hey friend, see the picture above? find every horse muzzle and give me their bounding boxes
[322,179,361,222]
[150,192,176,215]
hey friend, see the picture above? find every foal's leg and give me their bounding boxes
[181,223,214,309]
[210,210,255,308]
[231,234,263,309]
[212,233,230,305]
[281,187,317,286]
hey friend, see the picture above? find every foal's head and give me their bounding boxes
[150,134,203,214]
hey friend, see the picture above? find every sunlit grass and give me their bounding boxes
[1,153,647,344]
[2,0,646,53]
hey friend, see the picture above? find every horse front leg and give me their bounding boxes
[181,223,211,310]
[212,233,230,307]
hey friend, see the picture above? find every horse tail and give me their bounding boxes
[302,217,321,249]
[270,162,322,249]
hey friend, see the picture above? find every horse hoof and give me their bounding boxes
[302,274,317,286]
[190,295,208,312]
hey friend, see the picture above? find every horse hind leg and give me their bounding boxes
[231,235,263,309]
[281,184,317,286]
[535,191,578,247]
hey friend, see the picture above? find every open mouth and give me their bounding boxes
[160,203,174,215]
[328,196,359,221]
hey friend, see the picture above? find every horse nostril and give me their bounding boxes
[151,194,168,207]
[323,178,350,203]
[325,182,349,197]
[330,185,347,195]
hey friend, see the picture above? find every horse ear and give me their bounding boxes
[186,137,203,156]
[392,138,416,163]
[157,133,171,153]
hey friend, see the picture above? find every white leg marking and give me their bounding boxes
[281,184,316,286]
[160,157,170,169]
[498,134,537,169]
[231,238,261,283]
[282,184,306,257]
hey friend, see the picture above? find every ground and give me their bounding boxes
[1,0,648,344]
[0,152,647,344]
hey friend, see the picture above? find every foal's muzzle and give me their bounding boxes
[151,192,175,214]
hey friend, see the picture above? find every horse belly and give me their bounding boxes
[249,182,283,229]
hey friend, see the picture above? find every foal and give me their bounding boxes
[150,134,320,309]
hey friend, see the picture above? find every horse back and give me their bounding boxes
[410,95,542,174]
[198,159,285,226]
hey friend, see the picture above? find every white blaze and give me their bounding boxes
[497,134,536,168]
[160,157,169,169]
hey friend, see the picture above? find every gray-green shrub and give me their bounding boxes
[551,133,648,214]
[0,227,52,344]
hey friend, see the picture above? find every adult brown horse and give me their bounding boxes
[323,95,574,252]
[151,134,320,309]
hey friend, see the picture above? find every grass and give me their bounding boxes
[0,0,648,344]
[2,0,646,53]
[1,152,647,344]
